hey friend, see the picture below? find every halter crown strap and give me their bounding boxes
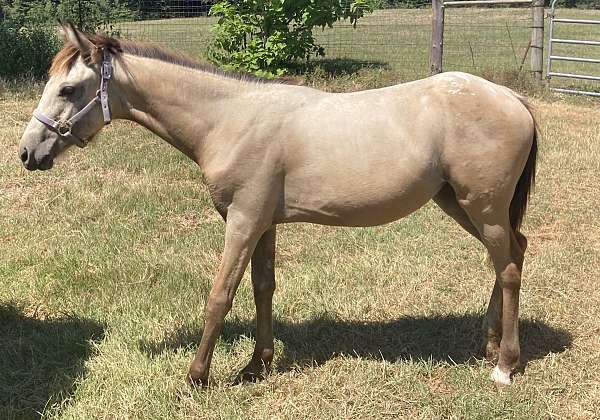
[100,49,112,124]
[32,48,113,148]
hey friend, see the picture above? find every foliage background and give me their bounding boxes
[207,0,379,77]
[0,0,133,79]
[1,0,599,80]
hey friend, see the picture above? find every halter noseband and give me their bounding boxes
[33,49,113,148]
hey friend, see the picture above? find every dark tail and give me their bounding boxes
[509,97,538,232]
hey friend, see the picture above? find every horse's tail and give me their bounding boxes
[509,96,538,232]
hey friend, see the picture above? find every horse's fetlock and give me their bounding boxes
[499,342,520,368]
[187,363,209,387]
[485,344,501,363]
[260,347,274,364]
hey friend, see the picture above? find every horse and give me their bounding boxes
[19,24,537,387]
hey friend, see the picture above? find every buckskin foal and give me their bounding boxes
[19,25,537,387]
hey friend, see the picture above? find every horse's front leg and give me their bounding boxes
[187,209,266,386]
[236,226,277,382]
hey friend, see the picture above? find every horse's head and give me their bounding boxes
[19,24,118,170]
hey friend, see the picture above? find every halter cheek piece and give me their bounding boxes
[32,49,113,148]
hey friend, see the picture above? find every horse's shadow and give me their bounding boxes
[0,303,105,419]
[139,312,572,374]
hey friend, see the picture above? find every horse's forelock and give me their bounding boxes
[49,34,122,77]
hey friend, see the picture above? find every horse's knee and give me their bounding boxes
[205,292,233,319]
[251,264,275,294]
[252,277,275,296]
[499,263,521,291]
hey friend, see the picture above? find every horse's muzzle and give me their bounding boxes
[19,145,54,171]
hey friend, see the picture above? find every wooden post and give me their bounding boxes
[430,0,444,74]
[531,0,545,80]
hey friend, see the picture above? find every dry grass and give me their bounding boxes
[1,79,599,419]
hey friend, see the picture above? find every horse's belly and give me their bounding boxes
[281,172,442,227]
[280,112,444,226]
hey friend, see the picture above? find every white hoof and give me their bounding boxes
[490,365,512,385]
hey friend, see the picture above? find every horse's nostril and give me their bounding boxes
[20,147,29,163]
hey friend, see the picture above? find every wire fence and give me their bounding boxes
[312,5,433,77]
[443,6,532,76]
[3,0,598,84]
[113,1,535,81]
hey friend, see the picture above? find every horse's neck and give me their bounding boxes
[115,55,251,163]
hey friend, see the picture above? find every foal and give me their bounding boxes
[19,25,537,386]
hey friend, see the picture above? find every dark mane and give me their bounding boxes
[50,34,270,83]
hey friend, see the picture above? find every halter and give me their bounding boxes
[33,49,113,148]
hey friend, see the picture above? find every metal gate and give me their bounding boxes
[547,0,600,97]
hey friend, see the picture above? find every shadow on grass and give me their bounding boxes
[0,303,105,419]
[290,58,389,77]
[140,312,572,373]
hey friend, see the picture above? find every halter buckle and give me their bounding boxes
[102,60,112,80]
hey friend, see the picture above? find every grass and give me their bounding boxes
[2,67,600,419]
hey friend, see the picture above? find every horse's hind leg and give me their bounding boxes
[483,228,527,366]
[236,226,277,383]
[459,198,525,385]
[435,186,502,360]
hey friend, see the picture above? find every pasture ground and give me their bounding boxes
[1,71,599,419]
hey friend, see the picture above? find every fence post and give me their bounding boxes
[531,0,544,80]
[430,0,444,74]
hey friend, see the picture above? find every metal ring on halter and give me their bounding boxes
[32,48,113,148]
[57,122,72,137]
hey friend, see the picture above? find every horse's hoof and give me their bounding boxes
[186,369,208,388]
[234,369,264,384]
[234,364,267,384]
[490,365,512,386]
[233,359,270,384]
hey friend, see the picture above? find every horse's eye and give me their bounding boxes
[59,86,76,96]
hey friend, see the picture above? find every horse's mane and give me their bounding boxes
[49,34,271,83]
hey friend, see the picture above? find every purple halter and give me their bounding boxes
[32,49,113,148]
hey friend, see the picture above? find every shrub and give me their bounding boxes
[0,23,61,79]
[0,0,135,79]
[207,0,378,77]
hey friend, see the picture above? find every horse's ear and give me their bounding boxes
[60,22,95,61]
